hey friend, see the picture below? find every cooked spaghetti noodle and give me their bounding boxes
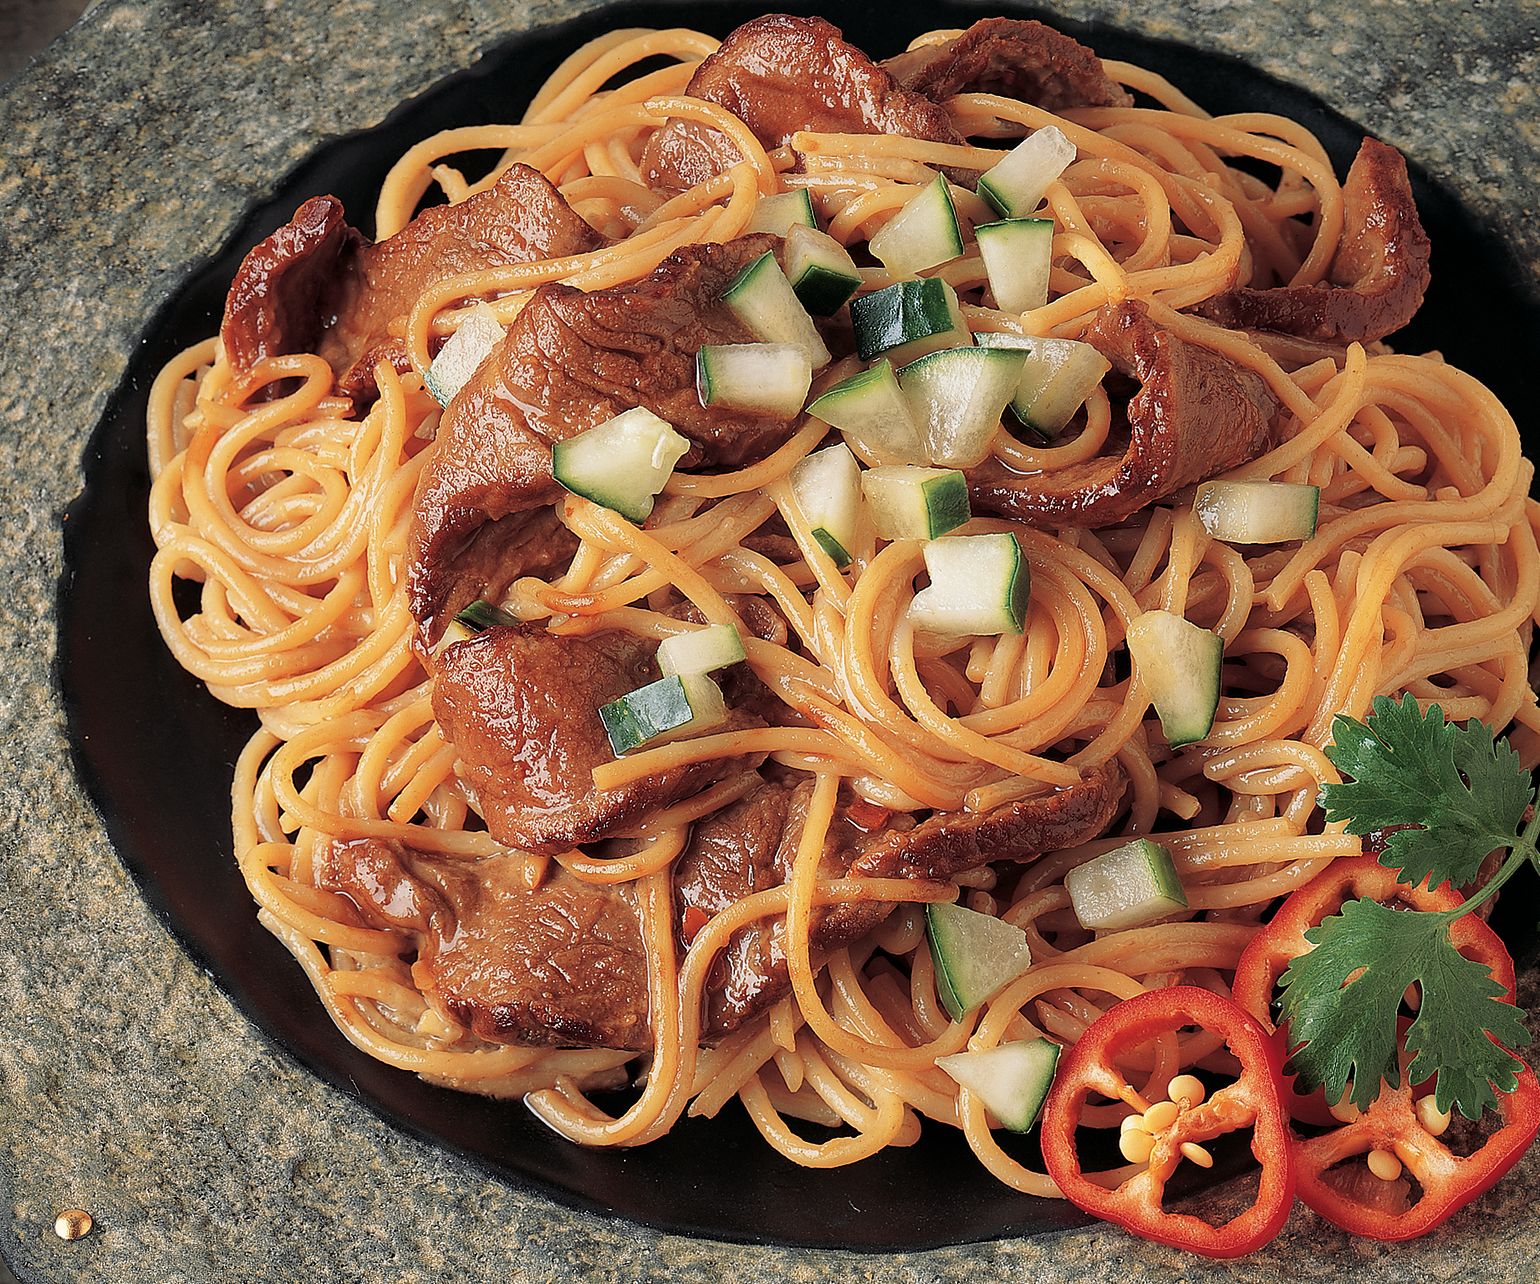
[145,20,1540,1198]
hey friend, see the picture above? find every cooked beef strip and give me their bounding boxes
[969,300,1279,528]
[221,195,361,378]
[640,14,964,191]
[1193,138,1430,343]
[316,759,1125,1051]
[431,623,767,856]
[317,837,651,1050]
[220,163,603,403]
[880,17,1132,112]
[677,759,1127,1036]
[406,233,799,639]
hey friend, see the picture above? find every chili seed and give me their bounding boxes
[1327,1095,1361,1124]
[1367,1148,1403,1181]
[1120,1112,1152,1135]
[1179,1141,1214,1168]
[1118,1129,1156,1164]
[1167,1074,1206,1107]
[54,1210,92,1241]
[1143,1100,1180,1131]
[1415,1096,1452,1136]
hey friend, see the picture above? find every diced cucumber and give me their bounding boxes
[1194,481,1321,544]
[722,250,831,370]
[908,533,1029,636]
[424,302,505,406]
[1065,838,1189,931]
[746,188,816,236]
[868,173,965,277]
[1125,610,1222,747]
[434,598,516,654]
[656,623,746,677]
[598,672,728,755]
[898,346,1025,467]
[806,360,927,465]
[455,600,516,632]
[976,332,1111,441]
[784,224,862,316]
[860,465,970,541]
[975,218,1054,315]
[851,278,972,365]
[926,901,1034,1021]
[790,443,862,568]
[937,1038,1061,1132]
[551,407,690,523]
[696,342,812,419]
[977,125,1077,218]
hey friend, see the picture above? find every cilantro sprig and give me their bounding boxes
[1276,695,1538,1118]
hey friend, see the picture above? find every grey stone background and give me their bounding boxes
[2,1,1538,1281]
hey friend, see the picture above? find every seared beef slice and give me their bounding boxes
[432,624,767,856]
[407,233,800,637]
[317,838,651,1050]
[221,163,602,402]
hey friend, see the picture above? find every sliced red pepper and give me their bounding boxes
[1231,856,1535,1239]
[1041,986,1295,1258]
[1231,857,1518,1125]
[1292,1059,1540,1240]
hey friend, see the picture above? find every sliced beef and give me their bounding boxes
[880,17,1131,112]
[677,759,1126,1035]
[641,14,963,191]
[970,300,1279,528]
[221,195,362,376]
[407,233,800,638]
[316,837,651,1050]
[851,757,1127,882]
[432,623,767,856]
[221,163,603,402]
[1193,138,1430,343]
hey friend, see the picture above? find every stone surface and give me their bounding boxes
[1,1,1537,1281]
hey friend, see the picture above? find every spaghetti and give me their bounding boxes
[145,19,1540,1202]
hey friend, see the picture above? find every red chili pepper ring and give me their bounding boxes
[1040,986,1296,1258]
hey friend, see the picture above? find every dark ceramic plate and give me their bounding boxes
[57,0,1540,1252]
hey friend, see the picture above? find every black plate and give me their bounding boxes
[57,0,1540,1252]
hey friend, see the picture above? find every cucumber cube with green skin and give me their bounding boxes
[1125,609,1223,747]
[424,303,505,406]
[1194,480,1321,544]
[860,465,970,540]
[977,125,1077,218]
[1065,838,1188,931]
[746,188,817,236]
[974,217,1055,315]
[806,359,927,465]
[454,600,517,632]
[722,250,831,369]
[789,443,862,568]
[897,345,1026,467]
[908,533,1030,636]
[937,1038,1061,1132]
[868,173,966,277]
[598,672,728,755]
[850,278,971,364]
[551,407,690,523]
[927,901,1034,1021]
[785,224,862,316]
[656,623,746,677]
[975,332,1111,441]
[696,342,812,419]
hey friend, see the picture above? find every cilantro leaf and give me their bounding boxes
[1321,695,1533,889]
[1278,897,1529,1118]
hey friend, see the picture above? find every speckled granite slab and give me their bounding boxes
[2,1,1538,1280]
